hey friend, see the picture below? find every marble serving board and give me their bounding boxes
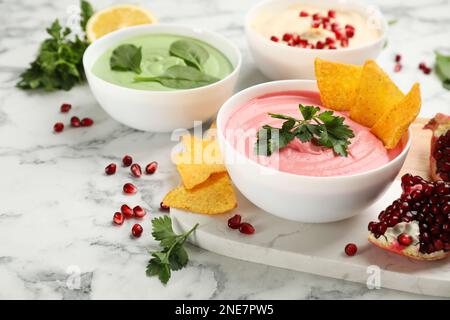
[171,119,450,298]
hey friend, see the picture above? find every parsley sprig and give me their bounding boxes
[255,105,355,157]
[146,216,198,284]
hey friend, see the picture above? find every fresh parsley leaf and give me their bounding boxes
[255,104,355,157]
[388,19,398,26]
[169,40,209,71]
[135,65,219,89]
[110,44,142,74]
[435,51,450,90]
[80,0,94,32]
[146,216,198,284]
[16,1,94,91]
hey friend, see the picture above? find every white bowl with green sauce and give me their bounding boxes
[83,24,241,132]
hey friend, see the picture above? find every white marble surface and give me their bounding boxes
[0,0,449,300]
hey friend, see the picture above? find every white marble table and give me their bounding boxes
[0,0,449,299]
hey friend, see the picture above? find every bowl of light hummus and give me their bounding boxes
[245,0,387,80]
[216,80,410,223]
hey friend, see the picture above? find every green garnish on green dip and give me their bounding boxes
[92,34,233,90]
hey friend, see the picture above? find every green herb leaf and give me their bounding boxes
[135,65,219,89]
[169,40,209,71]
[146,217,198,284]
[388,19,398,26]
[435,51,450,90]
[110,44,142,74]
[255,104,355,157]
[80,0,94,32]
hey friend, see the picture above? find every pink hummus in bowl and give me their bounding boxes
[225,90,402,177]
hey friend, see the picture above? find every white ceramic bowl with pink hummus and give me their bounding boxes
[245,0,387,80]
[216,80,411,223]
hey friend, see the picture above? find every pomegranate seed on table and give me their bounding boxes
[239,222,255,235]
[60,103,71,113]
[113,212,124,225]
[121,204,134,218]
[344,243,357,256]
[123,183,137,195]
[227,214,242,229]
[70,116,81,128]
[122,155,133,167]
[270,36,279,42]
[80,118,94,127]
[53,122,64,133]
[160,202,170,212]
[133,205,146,218]
[328,10,336,18]
[394,64,402,72]
[130,163,142,178]
[299,11,309,17]
[105,163,117,175]
[131,224,143,237]
[423,67,432,75]
[145,161,158,174]
[395,54,402,63]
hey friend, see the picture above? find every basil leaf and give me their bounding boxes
[169,40,209,71]
[110,44,142,74]
[135,65,219,89]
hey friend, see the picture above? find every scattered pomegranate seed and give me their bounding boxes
[130,163,142,178]
[53,122,64,133]
[133,205,146,218]
[423,67,432,75]
[122,155,133,167]
[345,243,357,256]
[60,103,71,113]
[299,11,309,17]
[270,36,279,42]
[145,161,158,174]
[397,233,413,246]
[113,212,124,225]
[80,118,93,127]
[395,54,402,63]
[316,41,325,49]
[239,222,255,235]
[121,204,134,218]
[394,63,402,72]
[131,224,143,237]
[418,62,426,70]
[70,116,81,128]
[123,183,137,195]
[328,10,336,18]
[160,201,170,212]
[228,214,242,229]
[105,163,117,175]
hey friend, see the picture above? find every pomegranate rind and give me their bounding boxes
[424,113,450,181]
[368,233,448,261]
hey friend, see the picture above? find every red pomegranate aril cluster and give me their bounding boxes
[393,53,402,72]
[419,62,432,75]
[52,102,95,132]
[434,131,450,181]
[227,214,255,235]
[368,174,450,254]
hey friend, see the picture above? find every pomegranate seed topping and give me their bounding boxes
[340,38,349,47]
[239,222,255,235]
[397,233,413,246]
[121,204,134,218]
[133,205,146,218]
[160,201,170,212]
[113,212,124,225]
[287,40,296,47]
[145,161,158,174]
[395,54,402,63]
[328,45,337,50]
[123,183,137,195]
[345,24,355,31]
[105,163,117,175]
[227,214,242,229]
[345,28,355,38]
[316,41,325,49]
[130,163,142,178]
[334,30,343,40]
[307,44,315,49]
[331,22,339,31]
[292,34,301,44]
[70,116,81,128]
[122,155,133,167]
[312,21,321,28]
[325,37,335,45]
[312,13,320,20]
[299,11,309,17]
[81,118,94,127]
[282,33,292,42]
[131,224,143,237]
[270,36,279,42]
[322,17,330,24]
[394,64,402,72]
[344,243,357,256]
[328,10,336,18]
[53,122,64,133]
[60,103,71,113]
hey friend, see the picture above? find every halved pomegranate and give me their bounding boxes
[424,113,450,182]
[368,173,450,261]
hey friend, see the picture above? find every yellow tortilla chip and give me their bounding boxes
[371,83,421,149]
[175,135,226,189]
[163,173,237,215]
[204,120,217,141]
[350,60,405,127]
[315,58,363,111]
[209,120,216,129]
